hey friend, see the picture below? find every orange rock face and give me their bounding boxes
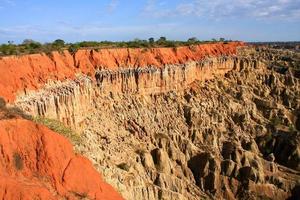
[0,118,123,200]
[0,42,244,102]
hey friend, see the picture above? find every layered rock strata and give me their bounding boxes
[0,42,244,102]
[15,56,248,129]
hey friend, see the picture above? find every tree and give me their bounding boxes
[53,39,65,47]
[22,39,41,50]
[157,36,167,45]
[133,38,141,42]
[22,39,37,45]
[29,42,42,49]
[68,43,80,53]
[158,36,166,42]
[51,39,65,50]
[219,38,225,42]
[148,37,155,44]
[187,37,198,43]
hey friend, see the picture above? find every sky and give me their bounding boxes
[0,0,300,43]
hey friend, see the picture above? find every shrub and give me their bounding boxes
[51,39,65,50]
[187,37,198,44]
[148,37,155,45]
[0,44,18,55]
[0,37,226,56]
[68,43,80,54]
[53,39,65,46]
[156,36,167,45]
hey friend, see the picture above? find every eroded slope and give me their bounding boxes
[0,106,123,200]
[74,47,300,200]
[1,43,299,200]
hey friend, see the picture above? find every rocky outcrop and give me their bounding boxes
[0,114,123,199]
[72,47,299,200]
[15,76,94,129]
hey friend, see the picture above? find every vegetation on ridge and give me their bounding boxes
[0,37,234,56]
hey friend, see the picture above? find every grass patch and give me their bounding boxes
[33,117,81,144]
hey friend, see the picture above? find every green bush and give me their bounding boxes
[68,43,80,53]
[0,37,222,56]
[187,37,198,44]
[51,39,65,50]
[53,39,65,46]
[148,37,155,45]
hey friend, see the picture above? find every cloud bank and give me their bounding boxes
[144,0,300,20]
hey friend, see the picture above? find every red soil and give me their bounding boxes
[0,117,123,200]
[0,42,244,102]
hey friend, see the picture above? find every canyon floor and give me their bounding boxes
[0,43,299,200]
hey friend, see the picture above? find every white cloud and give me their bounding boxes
[0,0,15,8]
[143,0,300,20]
[107,0,119,12]
[176,3,194,16]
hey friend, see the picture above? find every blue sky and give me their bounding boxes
[0,0,300,43]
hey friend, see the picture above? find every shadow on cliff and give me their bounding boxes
[0,97,32,120]
[0,97,81,145]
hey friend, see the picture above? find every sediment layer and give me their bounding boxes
[15,55,255,129]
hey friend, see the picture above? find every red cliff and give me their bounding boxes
[0,115,123,200]
[0,42,244,102]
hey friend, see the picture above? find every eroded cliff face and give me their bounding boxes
[0,42,243,102]
[74,47,300,200]
[1,43,299,200]
[15,56,247,129]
